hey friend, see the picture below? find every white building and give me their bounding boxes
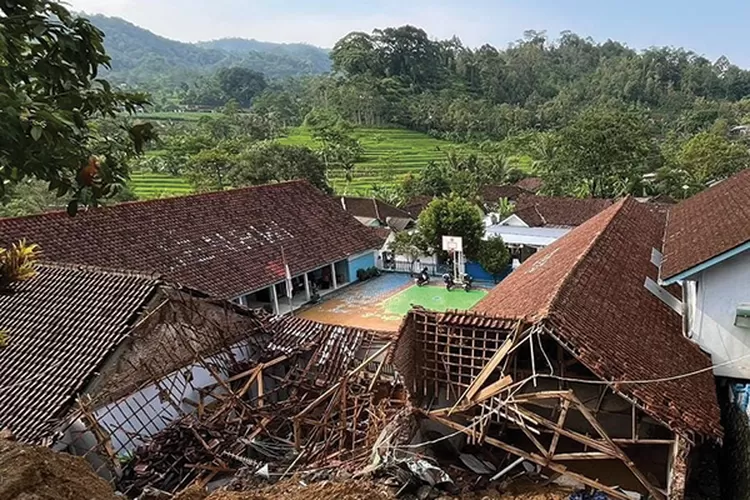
[660,170,750,379]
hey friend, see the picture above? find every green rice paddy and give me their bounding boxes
[278,127,476,193]
[382,284,487,316]
[129,171,193,198]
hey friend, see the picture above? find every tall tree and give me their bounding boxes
[476,237,511,282]
[0,0,152,214]
[418,196,484,260]
[228,143,330,193]
[217,67,268,107]
[539,106,655,198]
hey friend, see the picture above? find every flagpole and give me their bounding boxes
[281,246,294,316]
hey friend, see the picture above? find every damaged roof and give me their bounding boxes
[512,195,614,228]
[474,197,722,440]
[338,196,413,222]
[0,264,158,442]
[661,169,750,282]
[0,181,383,299]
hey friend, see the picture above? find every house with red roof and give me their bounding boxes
[393,197,720,498]
[660,169,750,379]
[0,181,383,316]
[486,194,614,263]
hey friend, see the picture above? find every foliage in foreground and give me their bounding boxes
[0,240,40,292]
[0,0,154,214]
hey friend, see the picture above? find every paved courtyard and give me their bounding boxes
[298,273,488,331]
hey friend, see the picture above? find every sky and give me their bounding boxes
[68,0,750,67]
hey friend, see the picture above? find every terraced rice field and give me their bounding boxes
[129,171,193,199]
[279,127,470,193]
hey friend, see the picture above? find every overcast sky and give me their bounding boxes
[67,0,750,66]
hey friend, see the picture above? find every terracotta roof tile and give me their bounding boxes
[662,169,750,280]
[0,264,158,442]
[512,194,614,228]
[403,196,434,219]
[474,198,722,440]
[0,181,382,299]
[480,185,528,204]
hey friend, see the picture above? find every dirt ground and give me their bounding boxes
[0,438,118,500]
[175,478,571,500]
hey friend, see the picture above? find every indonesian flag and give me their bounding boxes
[285,263,293,298]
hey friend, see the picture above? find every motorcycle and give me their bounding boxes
[415,267,430,287]
[462,273,473,292]
[443,273,455,291]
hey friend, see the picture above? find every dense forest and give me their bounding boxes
[4,12,750,217]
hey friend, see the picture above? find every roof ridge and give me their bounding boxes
[0,179,310,223]
[545,197,631,316]
[37,262,163,282]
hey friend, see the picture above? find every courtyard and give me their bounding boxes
[297,273,488,331]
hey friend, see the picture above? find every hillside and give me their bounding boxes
[87,14,331,84]
[197,38,331,74]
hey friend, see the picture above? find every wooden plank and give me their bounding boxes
[449,337,514,415]
[548,396,571,458]
[296,342,391,418]
[552,452,612,460]
[429,415,630,500]
[471,375,513,404]
[257,368,265,408]
[568,394,665,500]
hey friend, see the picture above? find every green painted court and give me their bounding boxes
[382,284,488,316]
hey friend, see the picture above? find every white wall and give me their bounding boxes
[687,250,750,378]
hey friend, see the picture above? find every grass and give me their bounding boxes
[130,171,193,199]
[128,125,532,197]
[382,284,487,316]
[279,127,475,193]
[136,111,215,122]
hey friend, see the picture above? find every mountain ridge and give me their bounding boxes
[86,14,332,85]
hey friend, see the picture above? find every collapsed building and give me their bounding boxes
[0,197,723,499]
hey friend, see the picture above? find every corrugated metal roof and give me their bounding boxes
[0,264,158,442]
[485,225,570,247]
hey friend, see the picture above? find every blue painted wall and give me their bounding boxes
[465,261,512,284]
[349,252,376,281]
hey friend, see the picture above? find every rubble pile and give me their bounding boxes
[0,437,119,500]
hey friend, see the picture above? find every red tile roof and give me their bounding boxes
[661,169,750,281]
[0,264,158,442]
[474,197,722,440]
[512,194,614,228]
[403,196,434,219]
[0,181,382,299]
[514,177,544,193]
[480,184,529,204]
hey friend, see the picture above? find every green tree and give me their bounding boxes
[477,237,511,283]
[539,106,654,198]
[677,131,750,186]
[184,148,237,192]
[305,109,363,187]
[217,67,268,108]
[0,1,153,213]
[388,230,427,273]
[331,32,379,76]
[228,143,330,193]
[418,196,484,260]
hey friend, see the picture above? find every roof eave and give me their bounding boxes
[661,240,750,286]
